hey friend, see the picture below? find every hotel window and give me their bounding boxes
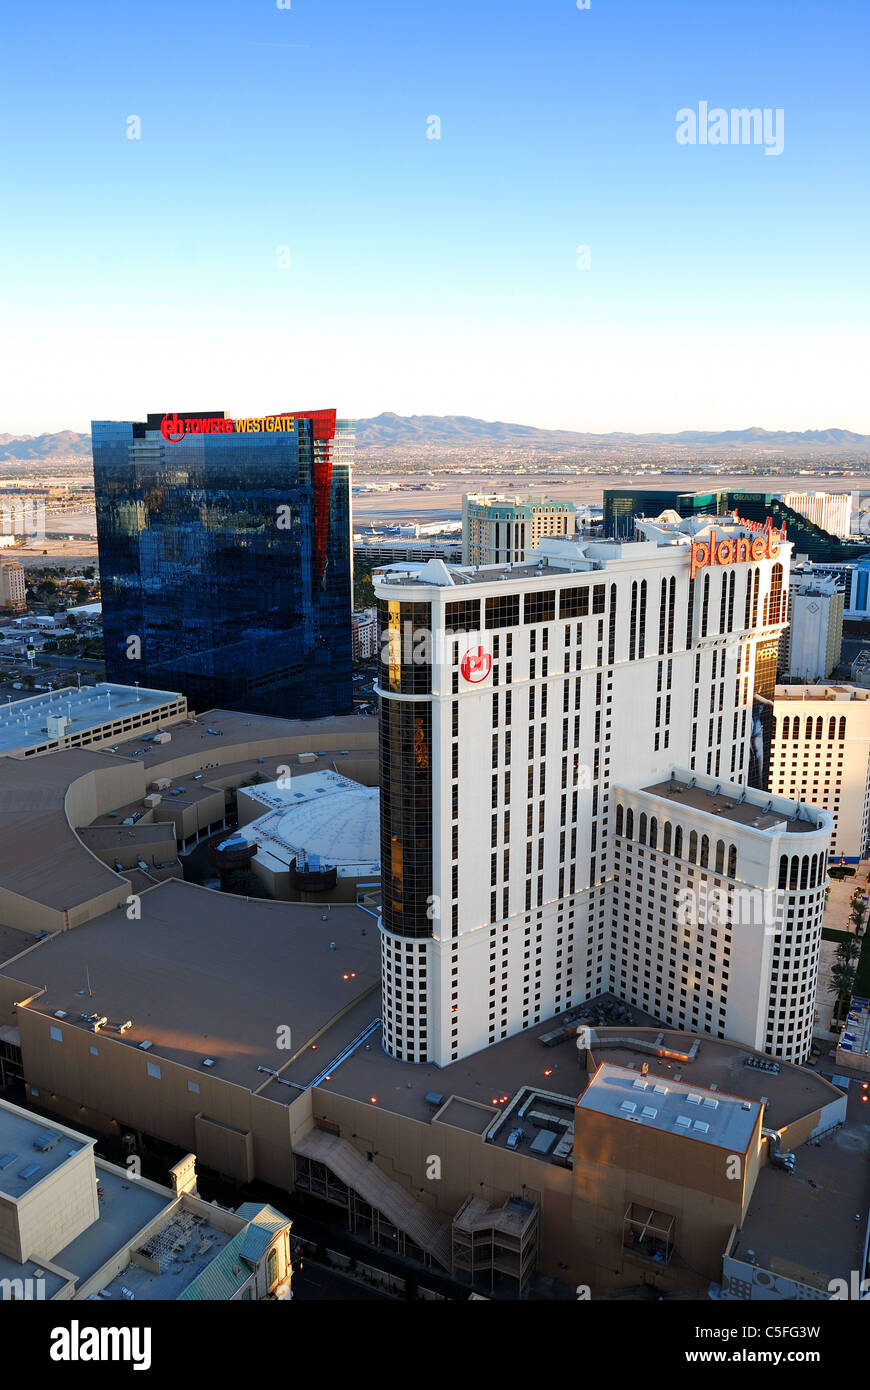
[524,590,555,624]
[485,594,520,629]
[146,1061,162,1080]
[49,1025,63,1042]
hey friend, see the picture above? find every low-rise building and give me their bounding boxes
[0,1098,292,1301]
[0,683,187,760]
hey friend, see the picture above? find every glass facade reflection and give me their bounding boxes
[377,599,433,938]
[92,409,353,719]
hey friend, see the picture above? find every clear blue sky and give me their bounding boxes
[1,0,867,434]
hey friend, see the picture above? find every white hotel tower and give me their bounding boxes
[374,515,833,1068]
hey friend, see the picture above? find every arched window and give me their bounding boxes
[792,718,800,741]
[638,812,647,845]
[809,853,817,888]
[768,561,783,624]
[727,844,737,878]
[805,716,814,740]
[674,826,683,858]
[800,855,809,889]
[782,716,790,740]
[615,804,624,836]
[828,716,837,740]
[815,716,823,740]
[751,568,760,626]
[663,821,672,854]
[839,716,847,741]
[626,808,634,839]
[727,570,736,630]
[688,830,698,863]
[715,839,725,874]
[789,856,799,890]
[649,817,658,849]
[700,834,709,868]
[701,572,711,637]
[778,854,788,889]
[267,1247,279,1288]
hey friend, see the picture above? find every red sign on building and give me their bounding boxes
[461,647,492,683]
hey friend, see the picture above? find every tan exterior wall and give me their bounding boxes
[569,1107,763,1289]
[16,1008,300,1191]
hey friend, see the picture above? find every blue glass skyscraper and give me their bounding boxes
[92,409,353,719]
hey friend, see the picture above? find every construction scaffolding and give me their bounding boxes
[451,1192,539,1298]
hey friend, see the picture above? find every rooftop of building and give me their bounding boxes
[2,878,380,1094]
[0,1249,70,1300]
[0,747,130,910]
[791,577,844,596]
[639,770,828,835]
[127,709,376,772]
[772,684,870,704]
[837,997,870,1061]
[96,1203,237,1302]
[729,1075,870,1291]
[0,1101,92,1200]
[0,712,378,920]
[0,925,41,967]
[464,494,576,514]
[240,770,380,877]
[305,1014,840,1147]
[0,683,184,756]
[577,1062,760,1152]
[51,1163,175,1286]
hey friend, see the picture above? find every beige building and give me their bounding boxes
[0,561,26,613]
[461,494,576,566]
[781,491,853,538]
[765,684,870,862]
[784,576,845,681]
[0,1097,292,1301]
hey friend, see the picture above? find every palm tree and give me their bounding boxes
[837,937,862,967]
[830,961,858,1026]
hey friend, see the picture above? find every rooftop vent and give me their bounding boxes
[201,1058,216,1068]
[620,1101,637,1115]
[675,1115,692,1130]
[138,1040,153,1051]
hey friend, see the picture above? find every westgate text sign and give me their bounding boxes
[160,414,296,441]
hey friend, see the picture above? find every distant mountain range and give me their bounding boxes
[0,417,868,465]
[354,414,870,449]
[0,430,91,461]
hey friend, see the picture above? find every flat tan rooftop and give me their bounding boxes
[3,878,380,1093]
[730,1078,870,1287]
[132,710,376,771]
[305,1021,841,1136]
[642,778,821,835]
[0,747,127,910]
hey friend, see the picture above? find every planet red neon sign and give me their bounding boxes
[690,519,784,582]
